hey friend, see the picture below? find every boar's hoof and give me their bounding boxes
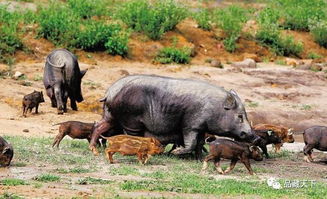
[89,146,99,156]
[304,156,312,163]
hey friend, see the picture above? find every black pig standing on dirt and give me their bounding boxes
[43,49,87,114]
[22,90,45,117]
[201,138,263,175]
[303,126,327,163]
[0,136,14,167]
[90,75,261,159]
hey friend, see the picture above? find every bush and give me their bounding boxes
[72,21,129,55]
[37,2,78,45]
[0,6,24,63]
[309,20,327,48]
[213,5,249,52]
[67,0,107,19]
[276,0,327,31]
[116,0,187,40]
[256,7,303,57]
[193,9,211,31]
[155,47,191,64]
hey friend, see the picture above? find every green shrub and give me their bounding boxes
[116,0,187,40]
[309,20,327,48]
[213,5,249,52]
[193,9,211,31]
[256,7,303,57]
[0,6,24,63]
[155,47,191,64]
[33,174,60,182]
[67,0,107,19]
[37,2,78,45]
[0,178,28,186]
[307,52,323,59]
[274,0,327,31]
[105,31,129,56]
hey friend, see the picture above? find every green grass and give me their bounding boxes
[109,166,140,176]
[0,178,29,186]
[77,177,113,185]
[3,136,106,165]
[33,174,60,182]
[120,174,327,198]
[309,20,327,48]
[193,8,212,31]
[155,46,191,64]
[247,102,259,108]
[0,192,24,199]
[275,60,287,65]
[307,52,323,59]
[56,167,92,174]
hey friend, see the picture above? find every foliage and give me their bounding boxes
[309,20,327,48]
[78,177,113,185]
[155,47,191,64]
[0,178,29,186]
[256,8,303,57]
[213,5,249,52]
[193,9,211,31]
[33,174,60,182]
[37,2,78,45]
[67,0,107,19]
[0,6,24,64]
[307,52,323,59]
[274,0,327,31]
[116,0,187,40]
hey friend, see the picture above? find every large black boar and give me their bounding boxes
[303,126,327,163]
[0,136,14,167]
[43,49,87,114]
[89,75,260,158]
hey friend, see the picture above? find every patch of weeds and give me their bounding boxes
[213,5,249,52]
[142,171,166,179]
[0,192,23,199]
[67,0,107,19]
[33,75,43,81]
[247,101,259,108]
[155,47,191,64]
[13,162,27,167]
[193,8,212,31]
[33,174,60,182]
[309,20,327,48]
[301,104,312,111]
[307,52,323,59]
[116,0,187,40]
[275,60,286,65]
[109,166,140,176]
[33,182,43,188]
[0,178,29,186]
[269,150,293,159]
[78,177,112,185]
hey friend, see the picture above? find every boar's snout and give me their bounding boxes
[250,146,263,161]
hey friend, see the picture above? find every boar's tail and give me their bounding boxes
[205,136,216,144]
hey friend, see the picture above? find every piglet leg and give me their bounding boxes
[214,159,224,174]
[224,159,237,174]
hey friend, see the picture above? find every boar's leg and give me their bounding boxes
[22,105,27,117]
[201,154,215,173]
[70,96,78,111]
[143,154,151,164]
[260,145,269,158]
[303,144,314,162]
[214,158,224,174]
[105,148,115,164]
[195,133,205,160]
[172,130,198,155]
[54,85,64,114]
[224,159,238,174]
[89,118,113,156]
[35,103,39,114]
[241,158,254,175]
[274,143,282,153]
[52,132,66,148]
[63,91,68,113]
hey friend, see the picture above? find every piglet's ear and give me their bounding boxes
[267,130,272,136]
[80,69,88,78]
[224,92,236,110]
[2,146,10,154]
[249,146,254,152]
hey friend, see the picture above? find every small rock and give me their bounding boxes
[119,69,130,76]
[210,59,223,68]
[232,58,256,68]
[13,71,24,80]
[23,129,29,133]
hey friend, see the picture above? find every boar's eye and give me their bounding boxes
[238,114,243,123]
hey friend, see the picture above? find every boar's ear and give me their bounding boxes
[249,145,254,152]
[224,92,236,110]
[80,69,88,78]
